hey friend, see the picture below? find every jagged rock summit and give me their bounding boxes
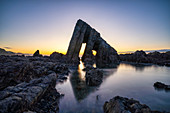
[66,19,119,68]
[33,50,42,57]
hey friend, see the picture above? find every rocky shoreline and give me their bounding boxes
[120,50,170,66]
[0,53,71,113]
[0,54,169,113]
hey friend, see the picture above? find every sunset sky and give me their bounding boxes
[0,0,170,55]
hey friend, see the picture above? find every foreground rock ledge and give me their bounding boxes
[103,96,168,113]
[0,73,57,113]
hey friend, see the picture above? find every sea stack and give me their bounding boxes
[66,19,119,68]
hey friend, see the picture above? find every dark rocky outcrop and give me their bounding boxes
[33,50,42,57]
[103,96,167,113]
[85,69,103,86]
[0,73,58,113]
[83,64,94,71]
[154,82,170,90]
[50,51,64,60]
[119,50,170,66]
[0,55,70,90]
[0,54,71,112]
[66,19,119,68]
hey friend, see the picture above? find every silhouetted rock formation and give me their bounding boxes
[103,96,166,113]
[154,82,170,90]
[66,19,119,68]
[120,50,170,66]
[33,50,42,57]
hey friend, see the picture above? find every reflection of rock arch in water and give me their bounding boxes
[69,62,118,102]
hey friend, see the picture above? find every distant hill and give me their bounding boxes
[144,49,170,53]
[0,48,15,55]
[119,49,170,54]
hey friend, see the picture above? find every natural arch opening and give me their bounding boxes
[92,50,97,56]
[79,43,86,58]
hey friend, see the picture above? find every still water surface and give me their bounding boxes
[56,62,170,113]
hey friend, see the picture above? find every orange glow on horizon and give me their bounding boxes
[8,47,170,56]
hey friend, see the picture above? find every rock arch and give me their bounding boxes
[66,19,119,68]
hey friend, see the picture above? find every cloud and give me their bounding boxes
[4,47,12,49]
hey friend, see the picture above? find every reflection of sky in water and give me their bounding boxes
[56,63,170,113]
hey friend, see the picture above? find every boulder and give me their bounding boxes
[85,69,103,86]
[154,82,170,90]
[50,52,64,60]
[134,50,146,56]
[103,96,165,113]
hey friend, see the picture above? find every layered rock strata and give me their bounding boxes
[0,73,57,113]
[66,19,119,68]
[0,55,70,90]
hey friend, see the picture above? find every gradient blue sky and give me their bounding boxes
[0,0,170,55]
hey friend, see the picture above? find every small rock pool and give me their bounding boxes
[56,61,170,113]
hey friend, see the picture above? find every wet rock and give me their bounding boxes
[0,73,57,113]
[103,96,166,113]
[33,50,42,57]
[83,64,94,71]
[66,19,119,67]
[154,82,170,90]
[85,69,103,86]
[29,88,63,113]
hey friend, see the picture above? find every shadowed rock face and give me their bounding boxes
[66,19,119,68]
[0,73,57,113]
